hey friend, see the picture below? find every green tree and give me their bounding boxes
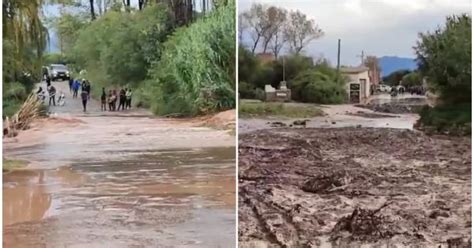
[284,10,323,54]
[401,71,422,88]
[382,69,411,86]
[415,14,471,104]
[50,11,89,54]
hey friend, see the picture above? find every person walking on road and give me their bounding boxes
[101,88,107,111]
[72,79,80,98]
[125,88,132,109]
[81,90,89,112]
[48,85,56,106]
[68,77,74,93]
[118,88,126,111]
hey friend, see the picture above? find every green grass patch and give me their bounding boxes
[239,101,324,118]
[3,158,28,172]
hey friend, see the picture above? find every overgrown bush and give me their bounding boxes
[239,81,256,99]
[148,1,235,116]
[3,82,27,100]
[418,104,471,134]
[291,65,346,104]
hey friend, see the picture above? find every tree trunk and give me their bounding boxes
[251,36,260,54]
[138,0,144,10]
[90,0,96,20]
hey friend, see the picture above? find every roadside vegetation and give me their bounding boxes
[3,0,46,118]
[239,100,324,118]
[4,0,235,118]
[238,3,346,105]
[414,14,471,135]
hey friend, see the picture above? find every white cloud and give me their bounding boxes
[239,0,472,65]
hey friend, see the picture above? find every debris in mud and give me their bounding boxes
[447,237,471,248]
[348,111,398,119]
[331,202,395,242]
[429,210,450,219]
[292,119,310,127]
[267,121,287,127]
[301,171,350,194]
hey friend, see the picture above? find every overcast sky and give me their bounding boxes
[239,0,471,66]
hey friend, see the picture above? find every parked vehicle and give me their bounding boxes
[376,84,391,93]
[49,64,70,81]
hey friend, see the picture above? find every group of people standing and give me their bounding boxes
[101,88,133,111]
[38,77,133,113]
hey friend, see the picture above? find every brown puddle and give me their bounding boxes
[3,147,236,247]
[3,167,86,226]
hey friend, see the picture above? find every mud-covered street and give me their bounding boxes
[238,95,471,247]
[238,128,471,247]
[3,81,236,247]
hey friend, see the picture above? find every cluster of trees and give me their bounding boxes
[4,0,235,117]
[415,14,471,105]
[415,14,471,130]
[239,3,323,57]
[239,46,346,104]
[382,69,421,88]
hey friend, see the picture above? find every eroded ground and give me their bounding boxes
[3,80,236,247]
[238,128,471,247]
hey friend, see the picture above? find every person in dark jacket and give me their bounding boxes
[101,88,107,111]
[81,90,88,112]
[118,88,126,111]
[48,85,56,106]
[68,77,74,93]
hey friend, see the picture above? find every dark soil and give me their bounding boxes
[239,127,471,247]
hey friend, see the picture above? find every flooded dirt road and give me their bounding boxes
[238,95,470,247]
[238,128,471,247]
[4,80,236,247]
[239,104,419,134]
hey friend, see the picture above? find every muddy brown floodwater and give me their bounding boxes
[3,80,236,247]
[238,128,471,247]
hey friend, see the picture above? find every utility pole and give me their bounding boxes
[282,56,286,82]
[357,50,365,65]
[336,39,341,75]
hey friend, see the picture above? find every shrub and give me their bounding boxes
[291,67,346,104]
[148,2,235,116]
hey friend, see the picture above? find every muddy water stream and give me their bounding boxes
[3,81,236,247]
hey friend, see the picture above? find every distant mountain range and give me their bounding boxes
[379,56,417,77]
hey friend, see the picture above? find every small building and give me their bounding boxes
[264,81,291,102]
[341,66,371,103]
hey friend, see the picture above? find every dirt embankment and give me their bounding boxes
[239,128,471,247]
[356,103,425,114]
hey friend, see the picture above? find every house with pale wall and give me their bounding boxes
[341,66,371,103]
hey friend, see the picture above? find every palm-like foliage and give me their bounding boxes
[3,0,48,81]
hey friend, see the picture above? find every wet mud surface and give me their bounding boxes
[239,104,418,133]
[238,128,471,247]
[4,80,236,247]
